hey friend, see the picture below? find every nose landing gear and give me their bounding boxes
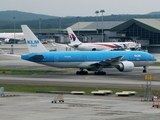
[143,66,148,73]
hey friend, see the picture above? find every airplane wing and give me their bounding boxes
[0,49,21,57]
[90,56,124,66]
[52,42,69,48]
[67,43,81,48]
[2,53,21,57]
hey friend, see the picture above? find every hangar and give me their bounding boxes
[110,19,160,53]
[67,19,160,53]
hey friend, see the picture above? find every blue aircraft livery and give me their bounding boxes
[27,40,40,47]
[21,25,157,75]
[27,40,40,44]
[21,51,156,75]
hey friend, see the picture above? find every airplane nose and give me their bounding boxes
[21,54,29,60]
[153,55,157,61]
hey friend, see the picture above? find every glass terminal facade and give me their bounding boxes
[120,23,160,44]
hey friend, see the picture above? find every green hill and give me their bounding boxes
[147,11,160,15]
[1,10,160,30]
[0,10,57,21]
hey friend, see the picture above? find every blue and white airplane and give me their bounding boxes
[21,25,157,75]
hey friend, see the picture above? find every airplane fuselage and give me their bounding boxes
[22,51,156,69]
[75,43,117,51]
[70,42,138,51]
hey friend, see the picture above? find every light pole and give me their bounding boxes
[39,18,41,39]
[13,17,16,44]
[100,10,105,42]
[95,11,99,34]
[77,16,80,36]
[59,17,61,30]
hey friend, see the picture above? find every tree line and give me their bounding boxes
[0,14,160,30]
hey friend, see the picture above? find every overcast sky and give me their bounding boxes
[1,0,160,17]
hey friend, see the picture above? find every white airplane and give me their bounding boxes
[57,27,140,51]
[20,25,156,75]
[0,32,25,44]
[67,27,141,51]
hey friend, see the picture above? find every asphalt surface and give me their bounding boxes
[0,44,160,120]
[0,92,160,120]
[0,44,160,90]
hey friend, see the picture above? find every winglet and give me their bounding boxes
[21,25,48,53]
[66,27,81,45]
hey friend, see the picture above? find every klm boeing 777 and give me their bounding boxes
[21,25,156,75]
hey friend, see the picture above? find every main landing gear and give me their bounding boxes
[143,66,148,73]
[76,69,107,75]
[94,71,106,75]
[76,69,88,75]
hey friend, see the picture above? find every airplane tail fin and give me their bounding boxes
[21,25,48,53]
[66,27,82,45]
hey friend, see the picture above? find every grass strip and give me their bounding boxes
[151,62,160,66]
[1,84,160,96]
[0,69,64,74]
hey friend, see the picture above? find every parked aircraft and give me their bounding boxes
[62,27,140,51]
[21,25,156,75]
[0,32,25,44]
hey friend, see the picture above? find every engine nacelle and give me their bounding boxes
[4,38,10,43]
[116,61,134,72]
[92,48,96,51]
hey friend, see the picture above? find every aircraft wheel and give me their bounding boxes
[94,72,97,75]
[143,70,147,73]
[102,71,106,75]
[76,71,88,75]
[94,71,106,75]
[83,71,88,75]
[76,71,81,75]
[99,71,106,75]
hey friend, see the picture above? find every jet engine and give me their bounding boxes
[4,38,10,43]
[92,48,96,51]
[116,61,134,72]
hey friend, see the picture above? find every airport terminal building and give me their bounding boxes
[63,18,160,53]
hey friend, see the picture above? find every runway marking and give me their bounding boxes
[16,66,29,69]
[0,101,145,120]
[92,112,145,120]
[0,103,102,118]
[56,68,66,70]
[57,68,74,70]
[0,65,6,67]
[36,67,53,69]
[152,75,160,80]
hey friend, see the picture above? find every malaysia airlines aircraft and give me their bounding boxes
[0,33,25,44]
[21,25,156,75]
[62,27,140,51]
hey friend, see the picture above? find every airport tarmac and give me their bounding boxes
[0,92,160,120]
[0,44,160,120]
[0,44,160,89]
